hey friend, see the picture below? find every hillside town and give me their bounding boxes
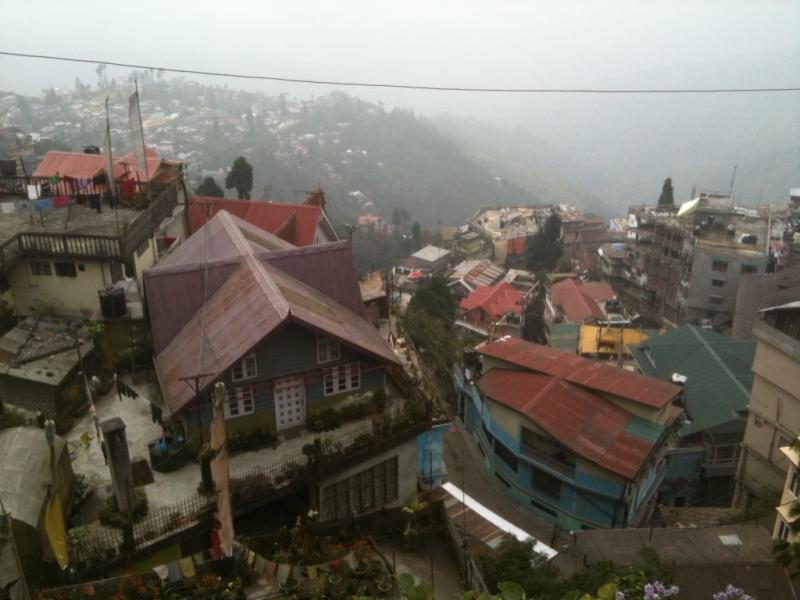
[0,81,799,600]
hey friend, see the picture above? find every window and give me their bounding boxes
[778,518,791,542]
[493,439,519,473]
[323,362,360,396]
[54,261,78,277]
[231,352,257,382]
[741,264,758,274]
[711,279,725,287]
[531,467,562,499]
[706,444,742,465]
[712,259,728,272]
[30,260,52,276]
[54,262,77,278]
[709,295,724,305]
[319,456,398,520]
[791,468,800,498]
[224,385,255,419]
[316,336,341,364]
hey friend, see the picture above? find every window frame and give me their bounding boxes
[740,264,758,274]
[778,518,791,542]
[224,384,255,419]
[30,260,52,276]
[711,279,725,288]
[231,352,257,382]
[316,336,342,364]
[709,295,724,306]
[711,259,729,272]
[53,261,77,278]
[791,467,800,498]
[322,362,361,396]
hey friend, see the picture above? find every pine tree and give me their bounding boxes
[225,156,254,200]
[658,177,674,206]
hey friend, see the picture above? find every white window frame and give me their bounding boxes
[224,385,255,419]
[323,362,361,396]
[30,260,52,276]
[316,336,341,364]
[231,352,257,382]
[791,467,800,498]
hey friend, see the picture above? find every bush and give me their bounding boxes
[228,427,277,455]
[98,488,148,527]
[307,398,378,433]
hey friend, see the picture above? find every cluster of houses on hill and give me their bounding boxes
[1,141,800,598]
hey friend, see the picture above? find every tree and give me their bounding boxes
[522,284,548,345]
[411,221,422,251]
[408,276,456,325]
[196,177,225,198]
[225,156,254,200]
[403,276,459,371]
[525,212,563,273]
[392,207,401,229]
[658,177,674,206]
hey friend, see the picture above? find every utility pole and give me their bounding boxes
[180,373,216,493]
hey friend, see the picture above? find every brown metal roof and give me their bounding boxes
[150,210,398,415]
[477,337,680,409]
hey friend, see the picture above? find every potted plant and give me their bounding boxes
[402,494,428,550]
[280,571,299,595]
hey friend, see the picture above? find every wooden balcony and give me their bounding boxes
[520,442,576,481]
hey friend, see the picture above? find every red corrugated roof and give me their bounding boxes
[32,151,127,180]
[550,278,614,322]
[477,368,654,478]
[460,282,523,319]
[477,336,680,408]
[188,197,323,246]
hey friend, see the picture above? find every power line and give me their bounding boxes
[2,50,800,95]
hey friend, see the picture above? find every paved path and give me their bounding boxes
[442,418,563,552]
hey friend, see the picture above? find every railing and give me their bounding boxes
[520,443,576,481]
[230,401,429,511]
[119,185,179,258]
[0,174,29,195]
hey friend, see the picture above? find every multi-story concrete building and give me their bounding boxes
[621,194,770,327]
[734,302,800,512]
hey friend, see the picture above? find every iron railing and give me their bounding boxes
[519,443,576,481]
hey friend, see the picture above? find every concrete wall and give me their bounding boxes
[735,320,800,509]
[317,437,417,517]
[8,257,116,317]
[686,245,767,324]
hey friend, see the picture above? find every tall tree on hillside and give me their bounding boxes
[411,221,422,251]
[525,212,563,273]
[658,177,674,206]
[196,177,225,198]
[392,208,401,229]
[522,283,548,345]
[225,156,253,200]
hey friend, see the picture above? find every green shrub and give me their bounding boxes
[98,488,148,527]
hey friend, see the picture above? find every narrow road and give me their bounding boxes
[442,417,564,552]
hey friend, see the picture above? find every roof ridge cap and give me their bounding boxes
[243,254,290,318]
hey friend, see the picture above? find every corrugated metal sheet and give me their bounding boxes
[151,210,398,415]
[477,336,680,408]
[33,151,127,180]
[550,278,614,322]
[187,197,323,246]
[460,282,523,319]
[477,368,657,479]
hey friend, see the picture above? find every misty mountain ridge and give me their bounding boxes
[1,80,607,228]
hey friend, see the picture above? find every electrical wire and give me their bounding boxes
[2,50,800,95]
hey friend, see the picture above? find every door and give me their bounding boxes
[274,375,307,431]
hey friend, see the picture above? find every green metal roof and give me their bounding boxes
[624,415,664,443]
[629,325,755,436]
[549,322,580,353]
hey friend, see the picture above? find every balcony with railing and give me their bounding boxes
[519,442,576,481]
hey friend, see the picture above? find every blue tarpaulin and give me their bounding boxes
[417,423,449,488]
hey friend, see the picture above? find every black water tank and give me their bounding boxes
[99,287,127,318]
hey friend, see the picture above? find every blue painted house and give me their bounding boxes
[146,210,401,447]
[453,337,682,530]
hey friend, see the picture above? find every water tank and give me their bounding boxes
[98,287,127,319]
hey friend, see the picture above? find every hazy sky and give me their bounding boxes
[3,0,799,206]
[3,0,798,111]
